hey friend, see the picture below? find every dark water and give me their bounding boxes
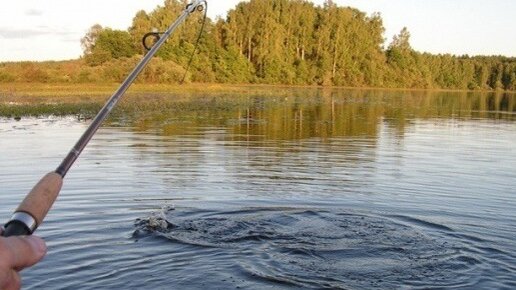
[0,89,515,289]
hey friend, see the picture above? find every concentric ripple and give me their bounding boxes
[134,207,486,289]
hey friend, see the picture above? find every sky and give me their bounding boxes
[0,0,514,62]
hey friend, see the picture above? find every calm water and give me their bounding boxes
[0,89,515,289]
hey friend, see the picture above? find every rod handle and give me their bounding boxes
[2,172,63,237]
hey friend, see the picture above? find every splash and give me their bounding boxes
[135,207,484,288]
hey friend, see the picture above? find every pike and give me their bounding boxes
[1,0,207,237]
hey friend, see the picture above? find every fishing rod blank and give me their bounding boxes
[2,0,207,237]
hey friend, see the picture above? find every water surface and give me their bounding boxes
[0,89,515,289]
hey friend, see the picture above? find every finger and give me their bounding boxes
[2,236,47,270]
[2,269,21,290]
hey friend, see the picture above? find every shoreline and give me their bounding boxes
[0,82,514,98]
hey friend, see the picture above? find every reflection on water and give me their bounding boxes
[0,89,515,289]
[123,89,515,140]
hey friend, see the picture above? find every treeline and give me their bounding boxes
[1,0,515,91]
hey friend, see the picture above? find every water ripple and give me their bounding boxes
[134,207,491,289]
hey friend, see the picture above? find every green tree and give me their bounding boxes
[85,28,138,66]
[386,27,413,68]
[129,10,153,54]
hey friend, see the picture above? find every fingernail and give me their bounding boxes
[26,236,47,255]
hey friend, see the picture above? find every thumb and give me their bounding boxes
[2,235,47,270]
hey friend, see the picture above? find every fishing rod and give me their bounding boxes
[1,0,207,237]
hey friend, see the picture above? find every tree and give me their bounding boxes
[389,27,411,52]
[385,27,421,87]
[81,24,103,55]
[84,28,138,66]
[129,10,152,54]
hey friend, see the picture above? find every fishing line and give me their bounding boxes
[180,2,208,84]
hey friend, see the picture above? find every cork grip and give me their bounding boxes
[16,172,63,226]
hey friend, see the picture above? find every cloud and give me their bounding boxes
[0,27,77,40]
[0,28,49,39]
[25,9,44,16]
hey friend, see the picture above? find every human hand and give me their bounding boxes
[0,228,47,290]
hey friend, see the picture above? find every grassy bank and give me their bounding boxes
[0,83,257,98]
[1,82,513,122]
[0,83,281,120]
[2,82,514,100]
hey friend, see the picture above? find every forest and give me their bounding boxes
[0,0,515,91]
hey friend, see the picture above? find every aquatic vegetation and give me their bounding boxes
[1,85,514,137]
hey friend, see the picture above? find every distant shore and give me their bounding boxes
[1,83,514,101]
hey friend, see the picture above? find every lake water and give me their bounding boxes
[0,89,515,289]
